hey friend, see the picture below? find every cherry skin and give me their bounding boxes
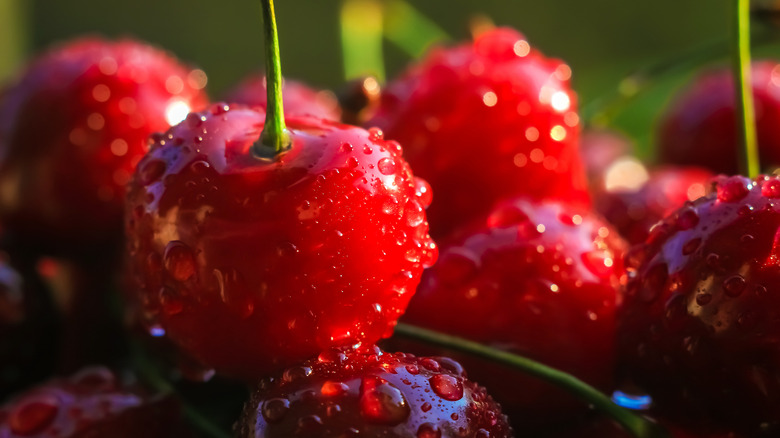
[369,27,590,238]
[658,60,780,174]
[0,367,190,437]
[223,75,341,121]
[618,175,780,434]
[234,345,511,438]
[126,104,437,381]
[399,197,626,428]
[593,165,713,244]
[0,37,209,256]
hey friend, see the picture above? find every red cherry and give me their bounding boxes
[580,129,635,185]
[618,175,780,434]
[400,197,626,428]
[658,60,780,174]
[125,104,437,380]
[369,27,590,238]
[234,346,511,437]
[223,75,341,121]
[593,165,713,244]
[0,37,209,255]
[0,366,191,437]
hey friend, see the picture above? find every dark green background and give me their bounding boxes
[3,0,776,157]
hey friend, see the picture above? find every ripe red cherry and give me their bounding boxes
[223,75,341,121]
[234,345,511,437]
[126,104,437,380]
[369,27,590,238]
[618,175,780,434]
[593,165,713,244]
[400,197,626,428]
[0,366,191,437]
[658,60,780,174]
[0,37,209,255]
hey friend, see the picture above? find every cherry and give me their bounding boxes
[0,366,190,437]
[593,165,713,244]
[234,345,511,437]
[580,129,635,186]
[223,75,341,121]
[0,37,209,256]
[369,27,590,238]
[657,60,780,174]
[125,104,436,380]
[398,197,626,428]
[618,175,780,434]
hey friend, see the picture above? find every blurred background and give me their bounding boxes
[3,0,777,156]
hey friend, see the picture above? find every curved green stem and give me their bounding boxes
[383,0,450,59]
[254,0,291,158]
[734,0,760,177]
[340,0,385,82]
[394,323,669,438]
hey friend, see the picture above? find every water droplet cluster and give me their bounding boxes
[369,27,589,238]
[618,174,780,434]
[126,105,437,380]
[235,346,511,437]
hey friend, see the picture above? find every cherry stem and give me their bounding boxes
[394,323,670,438]
[733,0,759,177]
[383,0,449,59]
[254,0,291,158]
[130,341,231,438]
[340,0,385,82]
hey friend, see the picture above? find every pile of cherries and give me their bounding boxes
[2,7,780,438]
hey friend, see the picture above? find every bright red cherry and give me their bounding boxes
[400,197,626,428]
[0,37,209,255]
[125,104,437,381]
[369,27,590,238]
[0,366,191,437]
[658,60,780,174]
[234,345,511,437]
[618,175,780,434]
[593,165,713,244]
[223,75,341,121]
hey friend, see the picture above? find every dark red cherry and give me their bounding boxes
[580,129,635,185]
[618,175,780,434]
[658,60,780,174]
[0,366,191,437]
[0,37,209,256]
[234,346,511,437]
[593,165,713,244]
[400,197,626,428]
[223,74,341,121]
[369,27,590,238]
[126,104,436,381]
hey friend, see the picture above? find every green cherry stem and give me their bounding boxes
[340,0,385,82]
[733,0,760,177]
[254,0,291,158]
[395,323,670,438]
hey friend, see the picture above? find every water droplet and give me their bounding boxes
[404,201,425,227]
[318,349,347,364]
[359,376,410,425]
[377,158,396,175]
[283,366,312,383]
[405,365,419,375]
[421,402,432,412]
[420,358,440,371]
[723,275,746,297]
[321,381,349,397]
[164,241,196,282]
[762,178,780,198]
[185,112,205,127]
[262,398,290,423]
[363,145,373,154]
[675,208,699,230]
[347,157,359,168]
[368,127,384,141]
[190,160,210,174]
[696,293,713,305]
[429,374,464,401]
[70,367,116,393]
[413,178,433,208]
[9,395,60,435]
[417,423,441,438]
[139,159,166,185]
[159,287,183,315]
[716,178,749,202]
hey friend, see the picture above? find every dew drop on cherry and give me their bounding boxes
[716,178,749,202]
[417,423,441,438]
[762,178,780,198]
[723,275,747,297]
[9,395,60,435]
[377,158,396,176]
[164,241,197,282]
[358,377,410,425]
[429,374,464,401]
[262,398,290,424]
[139,159,166,186]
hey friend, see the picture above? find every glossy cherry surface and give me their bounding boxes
[223,75,341,121]
[369,27,590,238]
[234,345,511,438]
[618,175,780,434]
[0,38,209,255]
[594,165,713,244]
[400,197,626,427]
[0,367,190,437]
[126,104,437,380]
[658,60,780,174]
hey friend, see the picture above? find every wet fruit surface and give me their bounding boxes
[400,197,626,428]
[0,37,209,255]
[369,27,590,238]
[658,60,780,174]
[126,104,437,380]
[594,165,713,244]
[234,346,511,437]
[618,175,780,434]
[0,366,190,437]
[223,75,341,121]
